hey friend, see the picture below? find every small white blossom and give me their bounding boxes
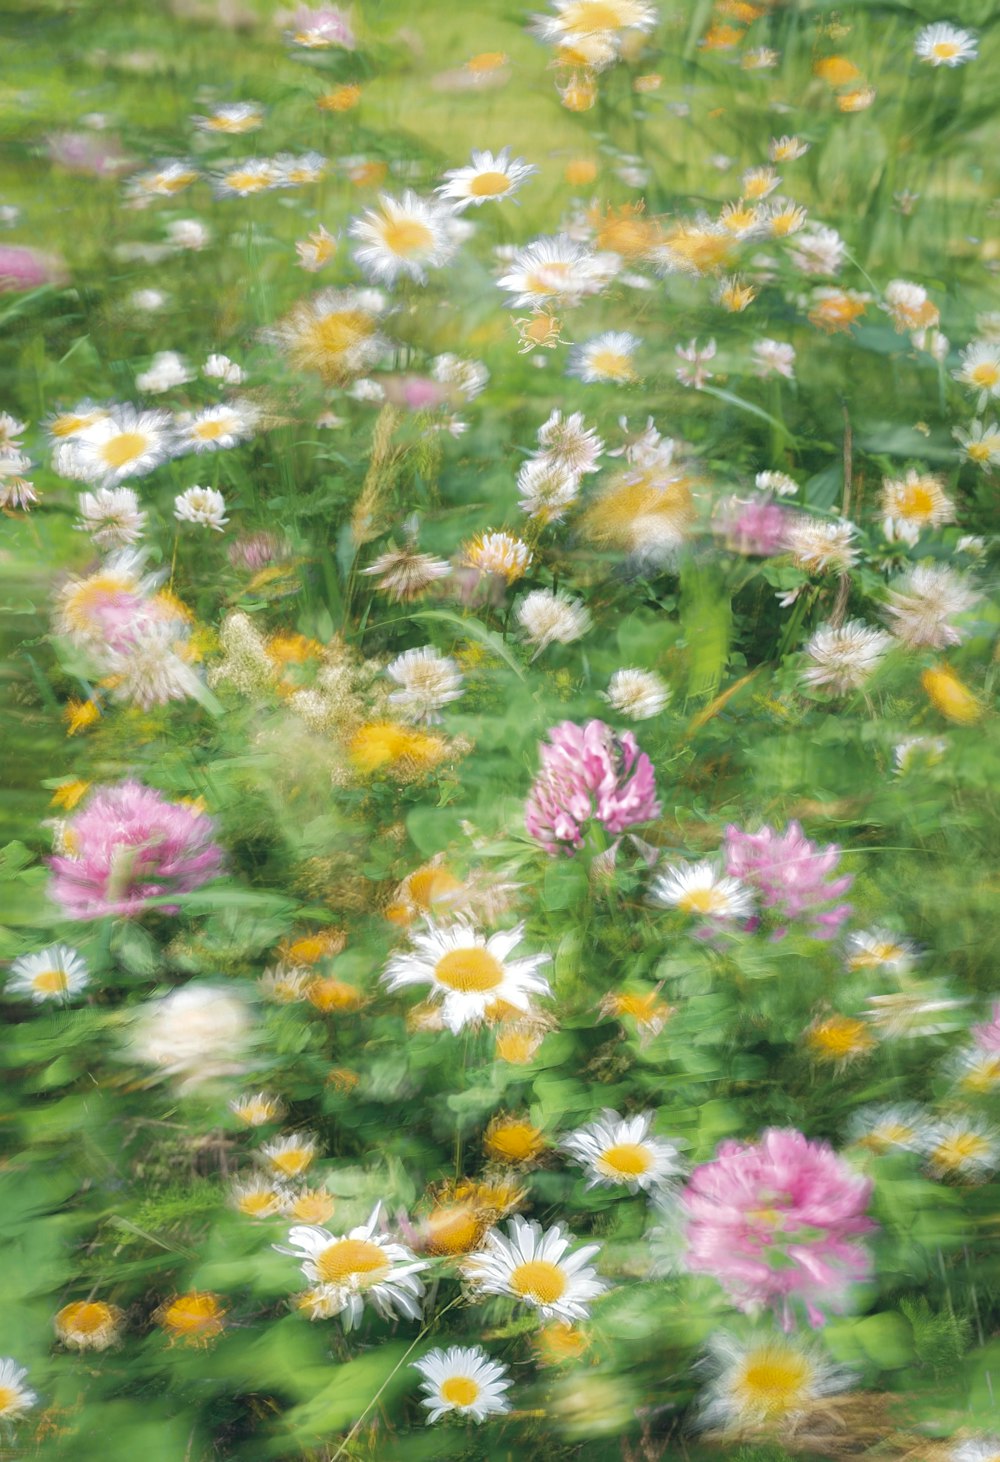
[174,485,228,530]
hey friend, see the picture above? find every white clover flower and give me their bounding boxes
[537,409,603,474]
[174,485,228,530]
[386,646,464,722]
[75,486,146,548]
[167,218,211,250]
[788,225,845,276]
[802,619,892,695]
[603,667,670,720]
[130,985,255,1092]
[102,615,202,710]
[430,353,489,401]
[885,565,978,649]
[516,588,591,656]
[785,516,859,574]
[136,350,192,393]
[755,470,798,497]
[751,338,796,379]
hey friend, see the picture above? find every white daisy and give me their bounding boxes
[382,922,551,1035]
[562,1109,684,1193]
[847,1103,928,1154]
[650,860,754,921]
[954,419,1000,471]
[893,735,948,774]
[259,1132,319,1178]
[497,234,618,308]
[845,929,917,975]
[569,331,641,384]
[69,406,174,486]
[386,646,464,722]
[272,288,388,385]
[516,588,591,657]
[351,191,459,284]
[231,1174,292,1220]
[412,1345,513,1424]
[75,485,146,548]
[125,159,199,200]
[516,455,581,522]
[954,341,1000,409]
[697,1331,853,1433]
[213,158,282,197]
[788,225,845,277]
[925,1117,1000,1179]
[537,409,604,474]
[801,619,892,695]
[7,944,89,1002]
[193,101,265,133]
[0,1359,38,1422]
[465,1216,604,1322]
[915,22,977,66]
[174,485,229,530]
[769,135,809,162]
[0,412,26,449]
[275,1204,426,1330]
[865,983,968,1039]
[885,565,978,649]
[175,402,257,453]
[275,152,329,188]
[785,516,859,574]
[438,147,537,210]
[881,469,955,544]
[603,667,670,720]
[535,0,658,51]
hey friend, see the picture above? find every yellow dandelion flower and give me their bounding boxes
[157,1292,226,1346]
[64,698,101,736]
[318,84,361,112]
[306,975,365,1013]
[283,929,347,964]
[922,665,982,724]
[484,1114,547,1165]
[805,1015,876,1065]
[813,55,861,86]
[348,721,447,775]
[50,778,90,810]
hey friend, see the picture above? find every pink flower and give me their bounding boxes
[0,245,67,293]
[682,1128,875,1328]
[49,782,224,919]
[525,719,660,854]
[46,132,133,178]
[724,820,853,939]
[379,375,451,412]
[715,493,789,557]
[972,1002,1000,1054]
[227,531,288,572]
[287,4,356,48]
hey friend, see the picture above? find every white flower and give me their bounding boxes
[76,486,146,548]
[7,944,89,1002]
[412,1346,512,1424]
[537,410,603,474]
[438,147,537,210]
[129,288,168,311]
[697,1331,854,1433]
[69,406,174,485]
[497,234,618,308]
[175,402,257,453]
[0,411,26,449]
[563,1110,684,1193]
[193,101,265,133]
[954,341,1000,409]
[102,614,202,709]
[785,516,859,574]
[751,338,796,379]
[847,1103,928,1154]
[865,983,968,1039]
[924,1117,999,1179]
[516,588,591,656]
[801,619,892,695]
[915,22,977,66]
[203,353,245,384]
[213,158,282,196]
[386,646,464,722]
[258,1132,318,1177]
[275,151,328,188]
[382,921,550,1035]
[167,218,211,250]
[603,667,670,720]
[174,485,228,530]
[893,735,948,775]
[350,190,459,284]
[650,860,754,921]
[950,1438,1000,1462]
[675,337,716,389]
[954,419,1000,471]
[755,470,798,497]
[885,565,978,649]
[845,929,917,975]
[465,1216,605,1322]
[136,350,192,393]
[0,1359,37,1422]
[231,1174,292,1219]
[883,278,938,331]
[534,0,657,51]
[275,1204,426,1330]
[769,135,809,162]
[788,225,845,276]
[516,455,581,522]
[430,353,489,402]
[569,331,641,384]
[130,985,254,1091]
[881,469,955,543]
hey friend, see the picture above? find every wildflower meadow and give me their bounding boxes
[3,0,1000,1457]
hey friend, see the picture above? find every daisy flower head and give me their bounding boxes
[785,516,859,574]
[802,619,892,696]
[650,860,754,922]
[954,419,1000,471]
[176,401,258,454]
[213,158,282,197]
[696,1329,854,1435]
[413,1346,513,1424]
[156,1292,226,1346]
[881,469,955,544]
[845,929,917,976]
[807,287,870,334]
[7,944,88,1002]
[788,225,845,277]
[955,341,1000,409]
[915,22,977,66]
[848,1103,928,1155]
[925,1116,1000,1180]
[603,667,670,720]
[949,1440,1000,1462]
[562,1109,684,1193]
[363,545,452,601]
[382,922,551,1034]
[276,1204,426,1330]
[273,288,388,385]
[351,191,459,284]
[174,485,228,530]
[497,234,618,308]
[135,350,192,394]
[883,279,939,332]
[0,451,38,510]
[76,486,146,549]
[462,529,533,583]
[465,1215,605,1321]
[54,1300,124,1351]
[230,1091,284,1127]
[569,331,641,384]
[430,353,490,404]
[865,982,968,1039]
[259,1132,319,1179]
[231,1174,292,1220]
[885,564,978,650]
[0,1359,37,1422]
[0,411,26,449]
[125,159,199,201]
[804,1014,876,1067]
[537,409,604,474]
[67,405,174,486]
[438,147,537,210]
[386,646,464,722]
[287,3,356,48]
[769,135,809,162]
[516,588,591,657]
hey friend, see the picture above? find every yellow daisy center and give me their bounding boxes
[587,348,636,381]
[0,1386,20,1413]
[595,1141,653,1179]
[563,0,639,30]
[60,1301,111,1335]
[226,170,272,193]
[239,1190,281,1216]
[933,1132,990,1170]
[290,1191,336,1223]
[898,482,937,518]
[99,432,150,469]
[380,216,434,258]
[32,967,69,995]
[440,1375,480,1407]
[808,1017,873,1060]
[509,1258,568,1304]
[434,947,504,993]
[969,362,1000,389]
[269,1146,313,1176]
[931,40,959,58]
[427,1203,482,1254]
[468,170,513,197]
[467,50,507,72]
[677,886,726,915]
[192,417,231,441]
[162,1293,224,1335]
[315,1237,391,1285]
[735,1348,811,1417]
[487,1121,544,1163]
